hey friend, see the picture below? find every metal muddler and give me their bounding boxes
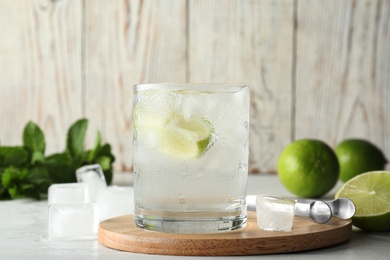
[296,198,356,220]
[247,195,355,224]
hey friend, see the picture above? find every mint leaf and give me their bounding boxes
[31,151,44,164]
[8,183,34,199]
[0,186,7,199]
[1,166,34,199]
[0,167,7,199]
[96,155,111,170]
[23,121,45,154]
[96,156,113,185]
[26,165,51,194]
[2,167,29,187]
[97,143,115,159]
[95,144,115,185]
[0,118,116,200]
[103,169,113,185]
[66,119,88,158]
[0,147,29,167]
[88,131,101,161]
[44,152,76,183]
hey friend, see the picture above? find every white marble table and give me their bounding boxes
[1,174,389,260]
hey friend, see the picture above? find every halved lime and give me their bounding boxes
[160,114,214,160]
[335,171,390,232]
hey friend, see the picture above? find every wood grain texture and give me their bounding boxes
[295,0,390,158]
[188,0,294,172]
[0,0,389,173]
[83,0,187,171]
[98,212,352,256]
[0,0,83,154]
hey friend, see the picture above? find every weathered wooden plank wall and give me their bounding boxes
[0,0,389,173]
[296,0,390,149]
[0,0,83,156]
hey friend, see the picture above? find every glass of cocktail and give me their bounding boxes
[133,83,250,233]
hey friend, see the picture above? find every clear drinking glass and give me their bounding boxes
[133,83,250,233]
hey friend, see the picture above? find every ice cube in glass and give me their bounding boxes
[256,195,295,231]
[48,203,99,239]
[76,164,107,202]
[48,183,87,205]
[96,186,134,221]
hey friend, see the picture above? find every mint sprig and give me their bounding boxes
[0,119,115,200]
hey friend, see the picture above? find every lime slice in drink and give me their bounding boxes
[160,114,214,160]
[133,104,215,159]
[335,171,390,232]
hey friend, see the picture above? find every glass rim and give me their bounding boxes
[134,83,249,92]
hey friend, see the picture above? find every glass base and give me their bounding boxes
[134,214,247,234]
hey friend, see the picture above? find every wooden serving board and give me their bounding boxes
[98,212,352,256]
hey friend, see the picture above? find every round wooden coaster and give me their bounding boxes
[98,212,352,256]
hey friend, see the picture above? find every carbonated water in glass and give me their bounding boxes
[133,83,250,233]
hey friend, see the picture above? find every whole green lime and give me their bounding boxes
[335,139,388,182]
[277,139,339,198]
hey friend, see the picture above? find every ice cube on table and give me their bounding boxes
[76,164,107,202]
[48,183,87,205]
[96,186,134,221]
[48,203,99,239]
[256,195,295,231]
